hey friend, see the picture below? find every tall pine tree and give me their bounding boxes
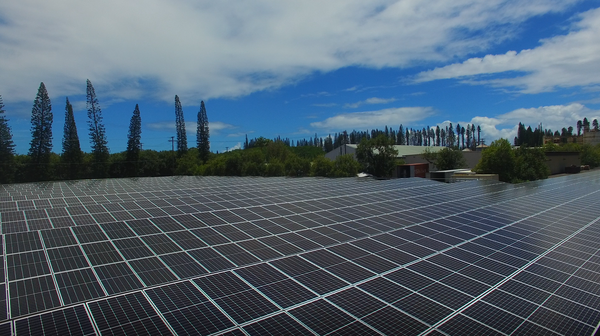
[62,97,83,180]
[86,79,109,177]
[28,82,53,181]
[174,95,187,154]
[197,101,209,162]
[126,104,142,176]
[0,95,16,183]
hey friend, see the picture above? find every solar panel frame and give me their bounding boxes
[1,173,600,334]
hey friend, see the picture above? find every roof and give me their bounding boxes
[332,144,444,157]
[1,173,600,335]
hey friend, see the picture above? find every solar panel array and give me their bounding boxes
[1,172,600,335]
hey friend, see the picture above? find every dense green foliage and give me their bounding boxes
[422,147,466,170]
[197,101,210,162]
[126,104,142,176]
[475,139,516,182]
[86,79,110,178]
[475,138,549,182]
[513,146,550,182]
[544,142,600,168]
[7,80,600,184]
[174,95,187,155]
[61,98,83,180]
[356,134,399,178]
[514,122,544,147]
[28,82,53,181]
[0,95,15,183]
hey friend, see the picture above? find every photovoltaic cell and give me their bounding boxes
[88,291,172,335]
[294,269,348,295]
[7,251,51,280]
[1,173,600,334]
[10,275,61,317]
[290,299,355,335]
[146,281,234,335]
[362,306,429,336]
[128,257,178,286]
[159,252,207,278]
[94,262,144,295]
[55,268,105,305]
[326,287,386,318]
[187,248,235,272]
[358,277,412,303]
[214,288,279,323]
[243,313,313,335]
[394,293,453,325]
[15,305,95,336]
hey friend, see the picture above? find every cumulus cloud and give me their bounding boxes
[0,0,580,103]
[440,103,600,143]
[227,132,251,137]
[310,107,434,130]
[311,103,338,107]
[415,7,600,93]
[344,97,397,108]
[147,120,235,134]
[227,142,242,151]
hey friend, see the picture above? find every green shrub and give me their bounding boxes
[310,156,334,177]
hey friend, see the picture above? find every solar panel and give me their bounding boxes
[0,172,599,335]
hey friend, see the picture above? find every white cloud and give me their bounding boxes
[415,7,600,93]
[0,0,580,103]
[311,107,434,130]
[293,128,312,135]
[439,103,600,144]
[147,120,235,134]
[311,103,338,107]
[227,142,242,151]
[210,121,236,133]
[227,132,251,138]
[344,97,397,108]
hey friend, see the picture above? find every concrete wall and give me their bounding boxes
[584,130,600,146]
[404,151,481,170]
[462,151,482,170]
[325,145,356,161]
[545,152,581,175]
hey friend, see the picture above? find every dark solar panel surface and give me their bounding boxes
[1,172,600,335]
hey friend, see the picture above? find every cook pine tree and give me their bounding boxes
[126,104,142,176]
[86,79,110,177]
[175,95,187,155]
[62,97,83,179]
[28,82,53,181]
[197,100,209,162]
[0,95,16,183]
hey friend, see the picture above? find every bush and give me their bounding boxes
[175,148,202,175]
[356,134,398,177]
[310,156,334,177]
[333,154,361,177]
[422,147,466,170]
[475,138,516,182]
[265,159,285,176]
[514,146,549,182]
[475,138,549,183]
[241,149,266,176]
[284,154,310,177]
[580,144,600,168]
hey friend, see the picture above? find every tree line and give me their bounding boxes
[3,82,600,184]
[0,80,211,184]
[514,118,600,147]
[247,122,485,153]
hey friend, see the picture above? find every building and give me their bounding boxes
[543,129,600,145]
[325,144,445,163]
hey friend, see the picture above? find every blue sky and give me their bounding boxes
[2,0,600,154]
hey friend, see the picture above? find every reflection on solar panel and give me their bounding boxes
[1,172,600,335]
